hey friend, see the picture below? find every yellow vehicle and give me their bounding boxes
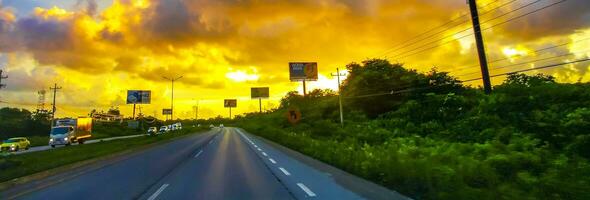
[1,137,31,152]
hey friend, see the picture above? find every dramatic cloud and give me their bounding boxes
[0,0,589,118]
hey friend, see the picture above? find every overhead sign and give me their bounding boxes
[289,62,318,81]
[127,90,151,104]
[162,109,172,115]
[224,99,237,108]
[251,87,270,99]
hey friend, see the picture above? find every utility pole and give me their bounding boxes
[193,98,199,120]
[0,69,7,103]
[0,69,6,90]
[0,69,6,91]
[468,0,492,94]
[50,83,62,124]
[332,68,346,127]
[163,75,183,121]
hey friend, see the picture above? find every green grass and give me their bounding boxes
[27,136,49,147]
[0,127,208,183]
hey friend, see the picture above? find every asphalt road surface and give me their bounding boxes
[3,128,408,200]
[13,134,147,155]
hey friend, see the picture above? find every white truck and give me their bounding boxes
[49,117,93,148]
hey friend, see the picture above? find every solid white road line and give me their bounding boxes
[194,150,203,158]
[279,167,291,176]
[297,183,317,197]
[269,158,277,164]
[147,184,169,200]
[262,152,268,157]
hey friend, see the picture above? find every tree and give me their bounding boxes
[341,59,427,117]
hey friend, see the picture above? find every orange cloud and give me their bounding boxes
[0,0,589,119]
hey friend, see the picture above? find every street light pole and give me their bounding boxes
[163,75,183,121]
[193,98,199,120]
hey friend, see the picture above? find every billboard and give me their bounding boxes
[162,109,172,115]
[251,87,270,99]
[127,90,151,104]
[224,99,237,108]
[289,62,318,81]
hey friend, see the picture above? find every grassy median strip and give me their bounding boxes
[0,127,207,183]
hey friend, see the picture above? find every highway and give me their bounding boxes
[12,134,147,155]
[2,128,408,200]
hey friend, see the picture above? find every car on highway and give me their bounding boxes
[147,127,158,135]
[220,124,224,128]
[176,122,183,130]
[209,124,215,128]
[159,126,169,133]
[1,137,31,152]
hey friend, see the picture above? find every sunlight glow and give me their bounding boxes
[226,70,259,82]
[502,47,529,61]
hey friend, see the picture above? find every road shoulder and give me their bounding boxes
[236,128,411,200]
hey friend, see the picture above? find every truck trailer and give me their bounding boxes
[49,117,93,148]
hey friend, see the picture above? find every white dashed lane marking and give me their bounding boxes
[147,184,169,200]
[241,128,318,198]
[297,183,317,197]
[279,167,291,176]
[194,150,203,158]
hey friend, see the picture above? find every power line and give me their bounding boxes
[390,0,567,61]
[376,0,517,59]
[459,48,590,77]
[344,58,590,99]
[389,0,546,60]
[451,37,590,74]
[461,58,590,82]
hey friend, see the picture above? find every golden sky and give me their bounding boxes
[0,0,589,119]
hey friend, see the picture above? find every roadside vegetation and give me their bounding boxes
[235,59,590,199]
[0,109,184,146]
[0,126,207,183]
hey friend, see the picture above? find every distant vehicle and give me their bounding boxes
[176,122,183,130]
[1,137,30,152]
[220,124,224,128]
[49,117,92,148]
[159,126,169,133]
[147,127,158,135]
[209,124,215,128]
[169,124,176,131]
